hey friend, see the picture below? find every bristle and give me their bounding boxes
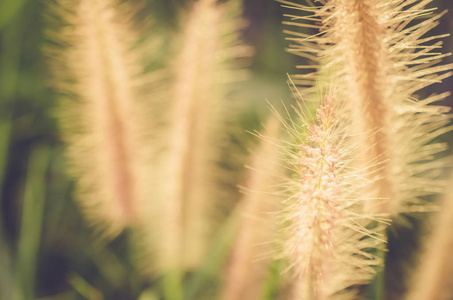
[48,0,156,237]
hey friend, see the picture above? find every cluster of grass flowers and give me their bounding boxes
[274,97,386,299]
[35,0,453,299]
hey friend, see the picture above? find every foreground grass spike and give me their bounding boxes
[279,97,383,300]
[48,0,156,237]
[221,117,282,300]
[334,0,396,214]
[157,0,250,270]
[280,0,452,216]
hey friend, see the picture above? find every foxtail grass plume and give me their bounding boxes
[277,96,385,299]
[221,116,282,300]
[47,0,157,237]
[280,0,452,216]
[154,0,251,271]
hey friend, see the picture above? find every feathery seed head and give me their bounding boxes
[47,0,158,238]
[151,0,251,272]
[285,100,341,278]
[280,0,452,217]
[276,96,385,299]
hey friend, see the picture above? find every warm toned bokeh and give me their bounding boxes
[1,1,452,300]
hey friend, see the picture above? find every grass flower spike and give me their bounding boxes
[48,0,157,237]
[281,0,452,216]
[278,97,384,299]
[155,0,251,271]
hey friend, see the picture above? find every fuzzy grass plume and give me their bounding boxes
[275,95,385,299]
[47,0,157,237]
[280,0,452,216]
[154,0,251,272]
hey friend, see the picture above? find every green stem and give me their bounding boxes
[163,270,183,300]
[375,242,386,300]
[14,146,50,300]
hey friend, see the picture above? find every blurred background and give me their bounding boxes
[0,0,452,299]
